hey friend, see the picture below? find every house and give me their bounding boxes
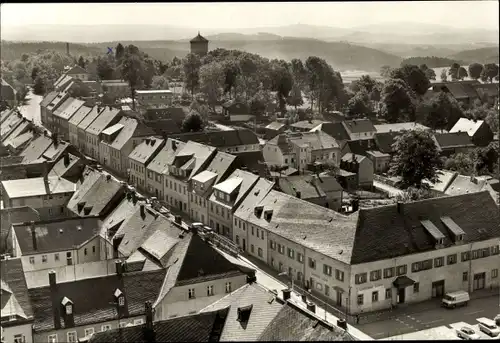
[0,206,40,256]
[100,116,156,177]
[263,131,341,173]
[374,122,430,133]
[135,89,173,109]
[0,110,23,140]
[77,105,103,156]
[1,166,76,219]
[66,167,125,218]
[142,107,187,128]
[1,78,17,108]
[449,118,494,147]
[429,81,480,105]
[63,65,90,81]
[189,151,238,227]
[207,169,260,239]
[374,131,401,156]
[68,105,92,148]
[342,119,377,141]
[278,174,343,211]
[52,98,85,141]
[291,120,326,132]
[27,266,166,343]
[1,116,33,147]
[53,75,74,92]
[48,153,86,184]
[473,83,499,105]
[145,138,185,201]
[221,100,254,122]
[432,132,475,156]
[88,304,229,342]
[45,92,70,132]
[128,137,165,192]
[100,80,130,99]
[85,106,122,162]
[4,131,35,156]
[340,153,374,189]
[163,141,216,213]
[264,121,287,139]
[366,150,391,173]
[171,128,260,154]
[1,258,34,343]
[11,217,104,272]
[39,91,59,126]
[444,175,490,197]
[19,133,70,165]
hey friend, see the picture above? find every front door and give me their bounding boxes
[242,238,246,251]
[473,273,486,290]
[432,280,445,298]
[336,290,343,307]
[397,288,405,304]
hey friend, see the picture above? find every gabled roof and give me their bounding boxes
[374,131,401,154]
[265,121,286,131]
[473,83,499,97]
[49,153,84,183]
[28,268,166,332]
[41,140,70,162]
[0,108,16,124]
[433,132,474,150]
[143,118,181,136]
[68,105,93,126]
[1,258,33,323]
[7,131,34,150]
[170,141,216,179]
[88,307,229,343]
[442,83,479,100]
[19,135,53,163]
[342,119,376,134]
[311,122,350,142]
[221,100,249,114]
[211,169,260,210]
[128,137,164,164]
[99,195,140,239]
[346,140,373,156]
[198,151,237,185]
[287,131,340,150]
[13,217,101,255]
[234,178,275,221]
[77,105,101,131]
[107,117,138,151]
[139,229,182,267]
[200,283,283,341]
[190,32,209,43]
[279,174,341,200]
[46,91,69,112]
[171,129,259,147]
[422,169,458,193]
[341,153,368,164]
[55,98,85,121]
[375,122,430,133]
[449,118,486,137]
[2,118,30,144]
[146,138,185,174]
[1,176,75,199]
[40,91,59,108]
[64,65,88,75]
[351,191,500,264]
[291,120,326,130]
[52,97,75,118]
[0,111,22,137]
[86,107,121,136]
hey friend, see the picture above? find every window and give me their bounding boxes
[270,240,276,250]
[370,270,381,281]
[462,272,468,282]
[48,334,58,343]
[207,285,214,296]
[84,248,88,256]
[434,257,444,268]
[133,319,144,325]
[357,294,364,305]
[29,256,35,264]
[236,235,240,245]
[278,244,284,254]
[66,304,72,315]
[336,269,344,282]
[92,246,96,254]
[461,251,470,262]
[413,282,420,293]
[67,331,77,343]
[372,291,379,302]
[261,231,264,239]
[492,245,500,255]
[84,328,94,337]
[492,269,498,279]
[396,265,407,276]
[42,255,48,263]
[297,253,304,263]
[188,288,195,299]
[287,248,295,259]
[55,253,59,261]
[118,296,125,306]
[101,325,111,332]
[385,288,391,300]
[308,258,316,269]
[251,226,254,235]
[251,244,254,253]
[472,250,479,259]
[13,334,25,343]
[355,273,367,284]
[119,322,127,328]
[258,248,263,257]
[323,264,333,276]
[447,254,457,265]
[383,267,394,279]
[225,282,232,293]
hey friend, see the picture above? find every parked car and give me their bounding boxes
[456,326,480,340]
[494,314,500,326]
[477,317,500,337]
[189,222,204,231]
[442,290,470,308]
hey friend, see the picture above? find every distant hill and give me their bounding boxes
[449,47,499,64]
[401,56,464,68]
[0,41,102,60]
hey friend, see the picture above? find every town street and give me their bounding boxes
[373,180,404,197]
[358,294,500,339]
[18,89,43,124]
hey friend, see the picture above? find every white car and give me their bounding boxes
[456,326,481,340]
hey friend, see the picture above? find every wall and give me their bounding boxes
[146,169,164,200]
[7,192,74,221]
[266,230,304,279]
[208,198,232,237]
[129,159,146,192]
[311,148,340,166]
[222,144,260,154]
[69,123,79,147]
[348,131,376,141]
[2,323,32,343]
[155,274,247,320]
[262,143,285,167]
[358,159,374,186]
[190,192,209,225]
[235,218,268,263]
[164,175,189,213]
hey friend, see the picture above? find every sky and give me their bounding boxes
[1,1,499,30]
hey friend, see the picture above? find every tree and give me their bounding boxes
[96,56,115,80]
[182,53,202,98]
[380,65,392,78]
[420,91,464,130]
[444,152,475,175]
[395,187,435,202]
[250,89,273,118]
[151,75,169,90]
[480,63,499,83]
[389,130,443,188]
[448,63,461,81]
[182,111,204,132]
[419,64,436,80]
[440,68,448,82]
[381,78,414,123]
[346,91,371,118]
[31,66,39,82]
[77,56,86,69]
[287,83,304,111]
[475,142,499,175]
[468,63,483,80]
[457,67,468,80]
[115,43,125,62]
[68,82,91,98]
[390,64,430,95]
[199,61,225,112]
[290,58,307,88]
[120,47,146,110]
[33,75,46,95]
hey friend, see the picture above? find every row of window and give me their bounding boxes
[235,219,265,240]
[46,319,144,342]
[29,251,74,265]
[167,178,187,195]
[187,282,232,299]
[355,246,499,284]
[131,162,145,174]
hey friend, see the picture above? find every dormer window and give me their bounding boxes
[61,297,73,315]
[118,296,125,306]
[66,304,72,315]
[114,288,124,306]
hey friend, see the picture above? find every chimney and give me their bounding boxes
[143,301,156,343]
[42,161,50,195]
[295,191,301,199]
[397,202,403,214]
[30,221,37,251]
[352,199,359,212]
[48,271,62,330]
[115,260,123,276]
[282,289,291,301]
[61,297,75,328]
[254,206,263,217]
[306,301,316,313]
[63,153,70,167]
[112,236,123,258]
[140,203,146,218]
[106,174,112,182]
[66,42,70,56]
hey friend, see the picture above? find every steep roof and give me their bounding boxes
[170,140,216,179]
[350,192,500,264]
[291,120,326,131]
[52,97,75,118]
[0,111,22,137]
[1,258,33,323]
[77,105,101,131]
[374,131,401,154]
[2,118,30,144]
[288,131,340,150]
[40,91,59,108]
[64,65,88,75]
[88,307,229,343]
[311,122,350,142]
[200,283,283,341]
[265,121,286,131]
[279,174,340,200]
[190,32,209,43]
[54,98,84,120]
[19,135,52,162]
[128,137,164,164]
[7,131,34,150]
[234,178,275,220]
[444,83,479,100]
[433,132,474,150]
[171,129,259,147]
[341,153,368,163]
[473,83,499,97]
[1,206,40,253]
[13,217,101,255]
[449,118,485,137]
[68,104,92,127]
[375,122,430,133]
[46,91,69,112]
[199,151,237,185]
[106,116,138,151]
[49,153,84,183]
[1,176,75,199]
[28,269,166,332]
[147,139,185,174]
[99,196,140,239]
[342,119,376,134]
[211,169,260,210]
[86,107,121,136]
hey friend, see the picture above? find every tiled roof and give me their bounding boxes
[47,92,69,112]
[77,105,101,131]
[1,258,33,322]
[7,131,34,150]
[2,118,30,144]
[221,100,249,115]
[143,107,186,124]
[346,140,374,156]
[279,175,326,199]
[28,268,166,332]
[66,169,124,217]
[291,120,326,130]
[0,111,22,137]
[86,107,121,136]
[265,121,286,130]
[99,196,140,239]
[107,117,137,151]
[342,119,376,134]
[68,104,92,127]
[433,132,474,149]
[128,137,164,164]
[88,307,229,343]
[449,118,485,137]
[41,140,69,162]
[40,91,59,108]
[55,98,84,120]
[171,140,216,179]
[13,217,101,255]
[0,108,16,124]
[65,65,88,75]
[200,151,237,185]
[1,207,40,252]
[341,153,367,163]
[311,122,350,142]
[473,83,499,97]
[1,176,75,199]
[374,131,401,154]
[351,191,500,264]
[422,169,458,193]
[375,122,430,133]
[49,153,84,183]
[201,283,283,341]
[146,139,185,174]
[366,150,390,158]
[52,97,75,118]
[171,128,259,147]
[444,175,488,196]
[245,190,358,264]
[54,75,73,89]
[259,302,354,341]
[211,169,260,210]
[444,83,479,100]
[288,131,340,150]
[139,229,182,267]
[234,178,275,221]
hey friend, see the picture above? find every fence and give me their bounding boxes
[207,232,240,257]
